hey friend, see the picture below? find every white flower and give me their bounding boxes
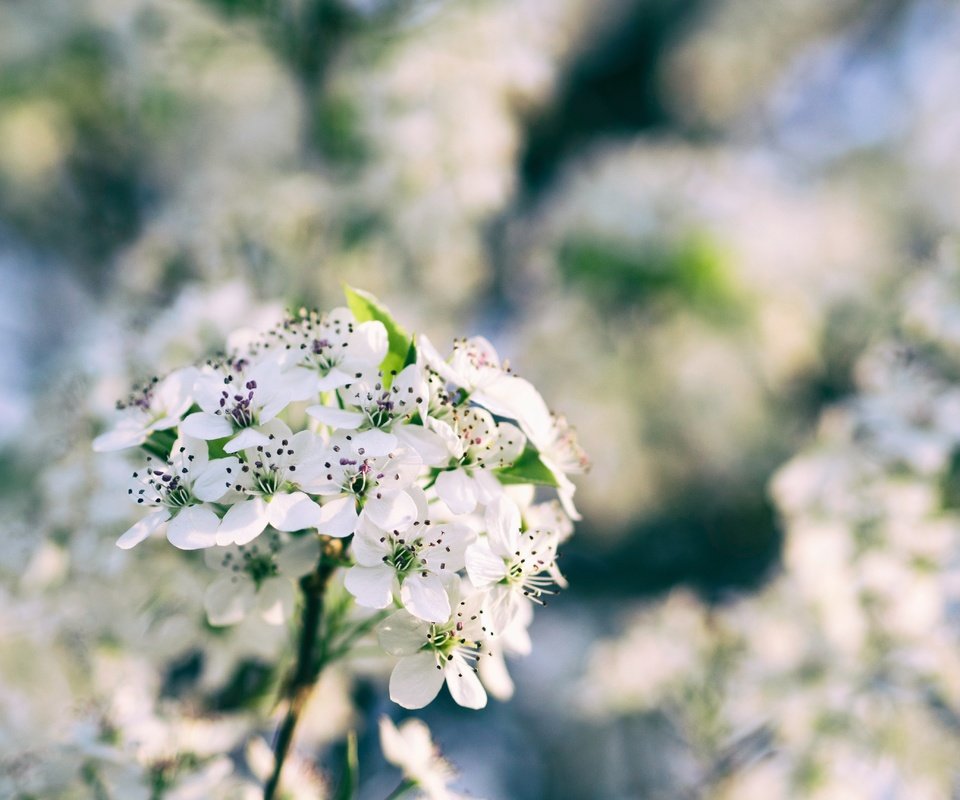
[297,435,424,537]
[465,496,564,630]
[117,437,237,550]
[306,365,447,464]
[378,582,491,709]
[345,505,472,622]
[265,306,389,392]
[93,367,198,452]
[379,716,466,800]
[419,335,553,453]
[431,406,525,515]
[216,425,324,546]
[203,532,321,626]
[181,356,311,454]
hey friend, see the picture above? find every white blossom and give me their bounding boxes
[118,436,237,550]
[93,367,198,452]
[379,716,466,800]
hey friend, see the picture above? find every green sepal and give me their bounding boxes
[495,445,559,487]
[343,284,412,384]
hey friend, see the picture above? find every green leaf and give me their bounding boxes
[495,445,559,487]
[343,285,411,383]
[142,428,178,460]
[334,731,359,800]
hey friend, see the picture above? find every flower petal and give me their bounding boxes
[266,491,322,532]
[465,538,508,587]
[351,428,397,458]
[316,495,359,537]
[351,520,391,566]
[400,572,451,623]
[274,535,321,578]
[435,469,478,515]
[191,457,239,503]
[389,652,445,710]
[344,321,389,368]
[166,505,220,550]
[93,418,147,452]
[363,490,418,532]
[181,412,234,441]
[306,405,364,429]
[217,498,269,546]
[116,509,170,549]
[224,427,272,454]
[378,610,431,656]
[445,655,487,709]
[257,577,296,625]
[394,424,449,467]
[485,495,521,556]
[204,574,256,626]
[344,565,396,609]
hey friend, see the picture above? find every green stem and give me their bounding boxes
[263,550,337,800]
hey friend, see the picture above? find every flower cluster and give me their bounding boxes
[95,287,587,712]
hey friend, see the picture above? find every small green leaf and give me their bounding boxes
[334,730,359,800]
[343,285,411,382]
[142,428,178,460]
[495,445,559,487]
[403,338,418,368]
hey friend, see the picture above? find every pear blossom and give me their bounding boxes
[378,581,492,709]
[118,436,237,550]
[345,505,472,622]
[296,434,424,537]
[93,367,198,452]
[216,426,324,546]
[379,716,466,800]
[265,306,389,392]
[203,532,321,626]
[307,365,447,464]
[465,496,565,630]
[431,406,525,515]
[181,356,310,454]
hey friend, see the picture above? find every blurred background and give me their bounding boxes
[4,0,960,797]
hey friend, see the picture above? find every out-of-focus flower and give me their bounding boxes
[379,716,466,800]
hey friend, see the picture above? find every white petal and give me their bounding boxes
[474,375,553,448]
[400,573,451,623]
[464,538,508,587]
[166,505,220,550]
[266,492,322,531]
[343,320,389,369]
[315,368,353,392]
[472,469,503,506]
[191,457,239,503]
[485,495,521,556]
[378,610,431,656]
[445,656,487,709]
[394,424,449,467]
[116,510,170,549]
[224,427,271,454]
[344,565,396,609]
[171,435,210,471]
[351,428,397,457]
[155,366,198,417]
[417,333,460,386]
[306,405,364,429]
[315,495,359,537]
[257,577,296,625]
[204,574,256,626]
[363,490,418,532]
[93,419,147,452]
[181,412,234,441]
[351,521,391,566]
[479,649,514,701]
[274,535,321,578]
[216,498,269,546]
[389,653,445,710]
[435,469,478,515]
